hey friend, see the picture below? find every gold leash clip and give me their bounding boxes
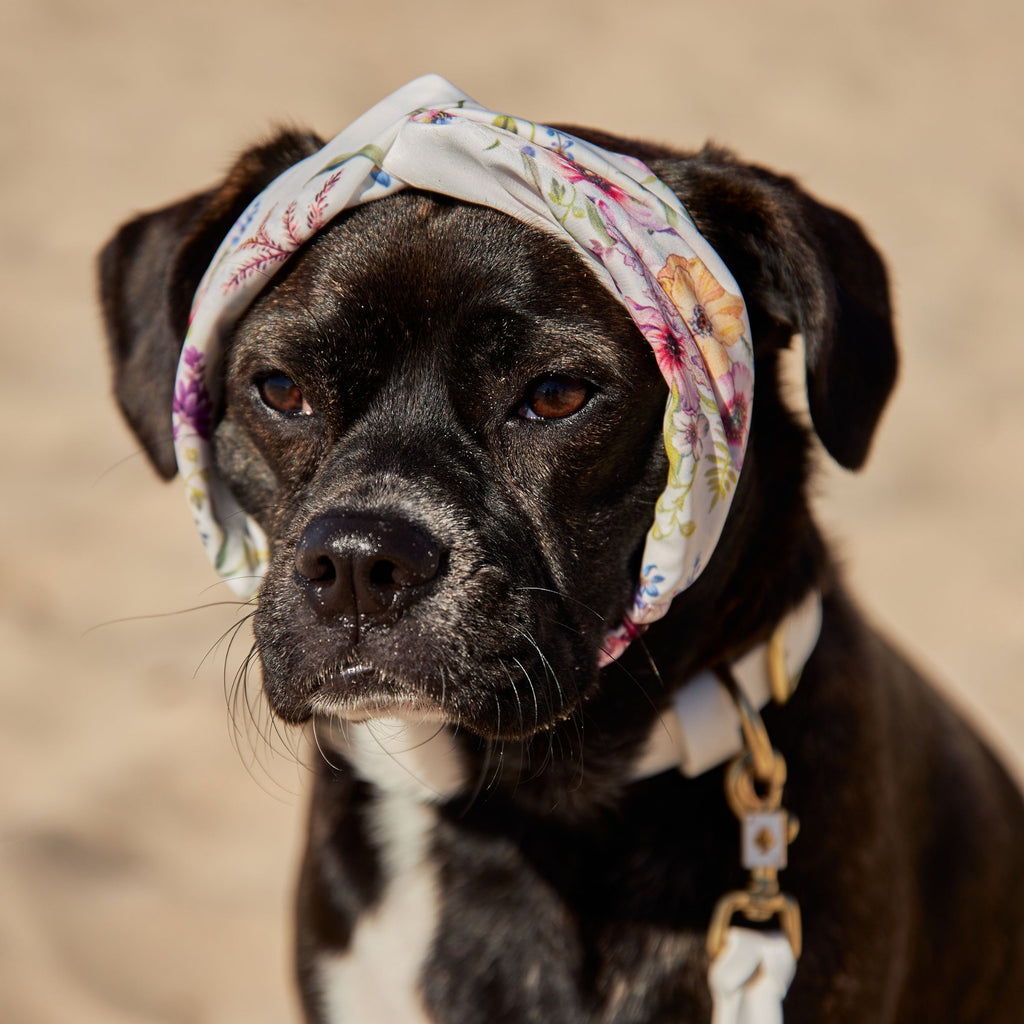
[707,661,802,962]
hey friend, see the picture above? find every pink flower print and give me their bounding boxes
[222,210,293,293]
[598,617,644,667]
[554,153,634,207]
[672,409,711,460]
[556,154,673,234]
[411,108,454,124]
[721,361,753,447]
[626,299,704,411]
[627,300,683,374]
[173,347,213,440]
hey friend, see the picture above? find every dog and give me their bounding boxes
[99,80,1024,1023]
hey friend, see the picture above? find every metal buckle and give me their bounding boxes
[707,670,802,962]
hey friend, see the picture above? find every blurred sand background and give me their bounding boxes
[2,0,1022,1020]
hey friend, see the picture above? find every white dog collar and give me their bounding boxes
[328,591,822,801]
[631,590,823,781]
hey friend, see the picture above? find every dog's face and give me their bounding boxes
[100,127,897,746]
[217,194,667,733]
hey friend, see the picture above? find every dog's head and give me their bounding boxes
[100,102,896,745]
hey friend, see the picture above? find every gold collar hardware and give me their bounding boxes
[707,626,803,963]
[767,613,800,705]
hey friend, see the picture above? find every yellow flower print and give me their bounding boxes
[657,255,745,380]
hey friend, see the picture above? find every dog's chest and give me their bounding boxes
[308,721,722,1024]
[314,787,443,1024]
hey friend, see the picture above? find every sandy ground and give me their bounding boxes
[2,0,1022,1020]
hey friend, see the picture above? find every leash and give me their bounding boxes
[633,589,820,1024]
[706,672,801,1024]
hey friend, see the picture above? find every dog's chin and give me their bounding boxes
[311,685,449,726]
[269,664,449,726]
[262,654,600,740]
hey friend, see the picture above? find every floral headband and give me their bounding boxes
[173,74,753,663]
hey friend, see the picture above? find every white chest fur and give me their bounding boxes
[313,718,466,1023]
[315,788,443,1023]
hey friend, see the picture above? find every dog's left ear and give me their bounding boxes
[566,130,898,469]
[653,145,898,470]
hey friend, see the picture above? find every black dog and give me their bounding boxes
[100,121,1024,1022]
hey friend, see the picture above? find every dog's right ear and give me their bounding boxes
[98,129,324,478]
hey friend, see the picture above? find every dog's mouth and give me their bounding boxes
[260,633,598,739]
[302,664,449,724]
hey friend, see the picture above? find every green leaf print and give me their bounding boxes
[649,478,696,540]
[521,151,544,194]
[214,532,232,573]
[312,143,386,181]
[704,440,737,508]
[585,201,615,246]
[492,114,519,134]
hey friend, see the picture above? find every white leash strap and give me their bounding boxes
[709,928,797,1024]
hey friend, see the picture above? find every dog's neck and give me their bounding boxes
[318,591,822,804]
[630,588,821,780]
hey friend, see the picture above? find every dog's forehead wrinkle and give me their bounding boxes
[301,190,611,315]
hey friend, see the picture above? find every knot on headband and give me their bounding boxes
[172,74,754,664]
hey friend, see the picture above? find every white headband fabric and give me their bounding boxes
[172,74,753,663]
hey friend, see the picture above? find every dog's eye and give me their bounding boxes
[518,375,591,421]
[258,374,313,416]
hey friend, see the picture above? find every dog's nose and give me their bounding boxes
[294,513,443,623]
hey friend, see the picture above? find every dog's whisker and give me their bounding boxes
[535,640,587,780]
[563,707,587,792]
[311,717,347,773]
[634,633,666,691]
[511,657,540,735]
[220,645,301,799]
[267,703,303,766]
[592,634,666,721]
[507,624,586,750]
[82,600,251,638]
[357,719,452,795]
[232,644,304,786]
[199,608,257,680]
[388,714,450,754]
[461,719,499,814]
[497,660,526,738]
[204,610,307,793]
[486,740,505,797]
[234,646,266,747]
[90,444,173,487]
[196,576,264,598]
[511,585,606,624]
